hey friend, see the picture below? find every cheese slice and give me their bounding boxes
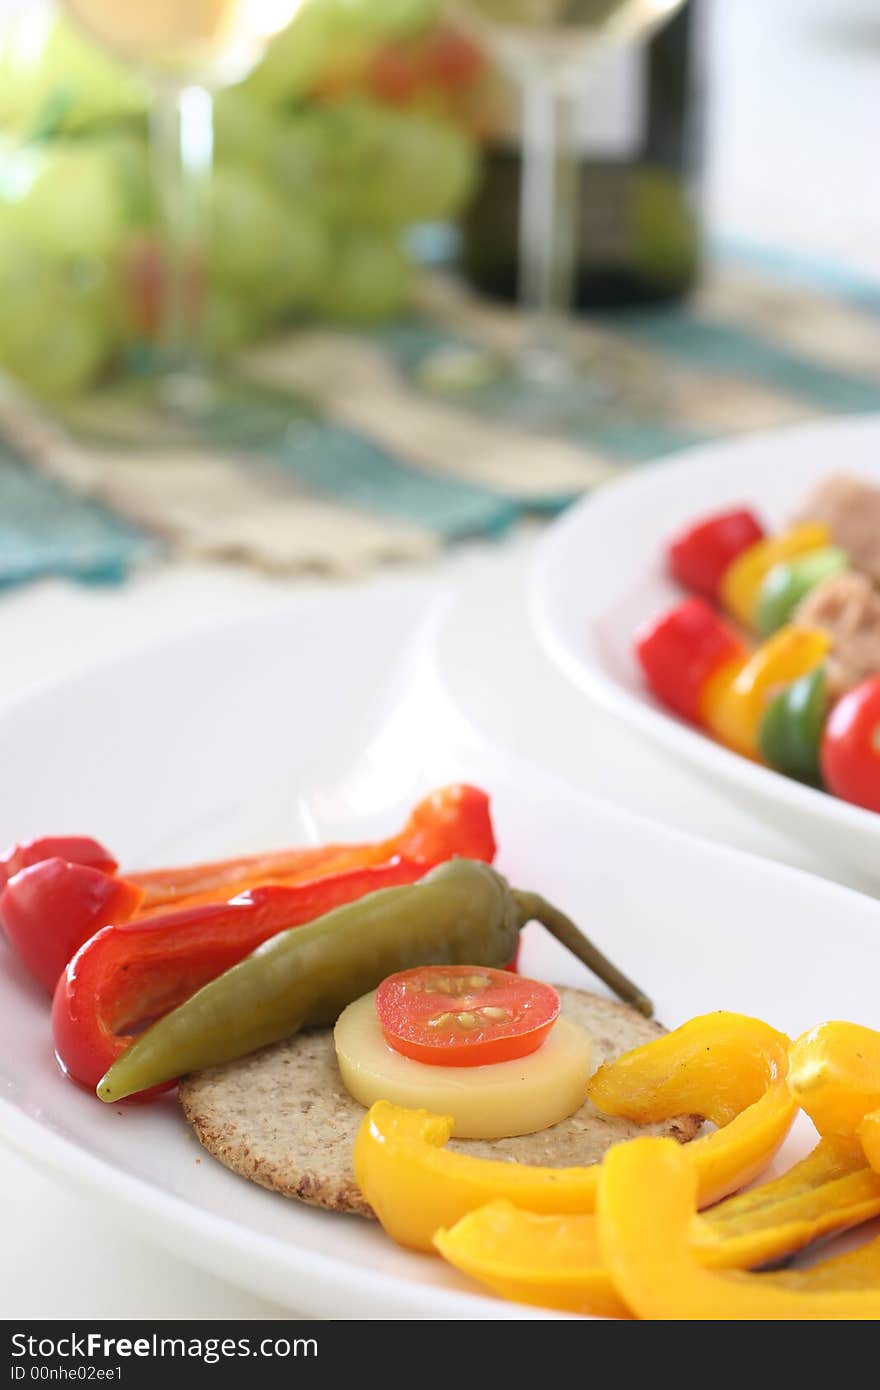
[334,990,592,1139]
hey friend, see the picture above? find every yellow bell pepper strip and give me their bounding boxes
[788,1021,880,1138]
[860,1110,880,1173]
[433,1137,880,1317]
[588,1011,796,1206]
[597,1136,880,1319]
[784,1023,878,1184]
[720,521,830,628]
[354,1101,603,1251]
[699,626,831,760]
[697,1135,880,1268]
[355,1013,794,1250]
[758,1230,880,1298]
[788,1020,880,1174]
[434,1201,630,1319]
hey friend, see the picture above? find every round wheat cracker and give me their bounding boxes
[179,986,702,1217]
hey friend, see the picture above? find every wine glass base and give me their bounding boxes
[54,367,313,452]
[414,339,651,435]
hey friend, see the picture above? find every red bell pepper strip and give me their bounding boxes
[126,784,495,911]
[667,507,766,602]
[635,598,747,723]
[52,856,428,1092]
[3,786,497,996]
[0,836,117,892]
[1,860,144,993]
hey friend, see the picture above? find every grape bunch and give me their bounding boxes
[0,0,484,398]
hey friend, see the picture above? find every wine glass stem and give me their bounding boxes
[518,73,578,379]
[150,81,213,377]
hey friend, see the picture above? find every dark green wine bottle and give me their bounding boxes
[460,2,703,308]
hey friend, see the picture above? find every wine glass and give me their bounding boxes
[440,0,686,423]
[59,0,312,444]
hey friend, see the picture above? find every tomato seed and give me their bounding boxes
[427,1012,453,1029]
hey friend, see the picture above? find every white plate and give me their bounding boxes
[530,414,880,894]
[1,579,878,1320]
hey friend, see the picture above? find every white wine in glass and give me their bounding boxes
[452,0,685,75]
[445,0,686,415]
[63,0,306,83]
[60,0,312,443]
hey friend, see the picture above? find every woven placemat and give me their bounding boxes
[2,250,879,583]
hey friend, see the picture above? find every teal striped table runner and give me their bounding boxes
[2,247,879,584]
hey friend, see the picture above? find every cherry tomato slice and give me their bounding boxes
[820,676,880,813]
[376,966,560,1068]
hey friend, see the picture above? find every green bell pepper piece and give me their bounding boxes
[755,547,849,637]
[758,666,828,786]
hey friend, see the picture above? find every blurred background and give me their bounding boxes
[0,0,484,393]
[0,0,874,390]
[0,0,877,581]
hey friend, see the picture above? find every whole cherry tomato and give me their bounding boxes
[820,677,880,813]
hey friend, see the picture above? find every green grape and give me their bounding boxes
[271,101,476,232]
[270,205,332,310]
[208,165,329,313]
[207,165,330,315]
[318,232,411,322]
[368,0,441,38]
[207,165,292,288]
[299,100,477,230]
[244,3,360,106]
[200,291,264,358]
[245,0,439,106]
[0,221,43,331]
[60,254,121,334]
[2,310,109,399]
[0,214,119,396]
[0,236,111,397]
[0,217,114,331]
[212,88,280,178]
[269,113,340,216]
[359,106,478,226]
[4,142,128,261]
[92,132,153,227]
[316,0,439,42]
[0,11,146,137]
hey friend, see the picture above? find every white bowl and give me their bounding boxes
[530,415,880,893]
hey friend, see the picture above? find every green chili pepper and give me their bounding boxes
[97,858,652,1102]
[758,666,828,786]
[755,547,849,637]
